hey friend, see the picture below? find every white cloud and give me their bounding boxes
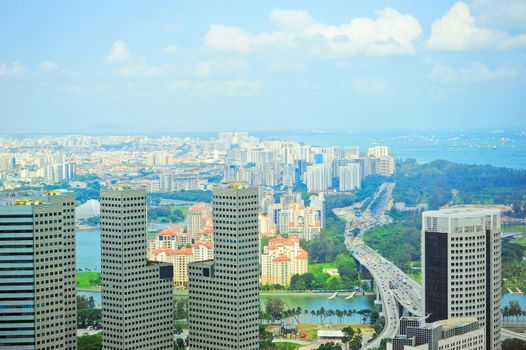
[39,61,60,72]
[470,0,526,30]
[166,79,262,97]
[430,62,519,83]
[106,40,131,64]
[118,63,175,78]
[426,1,526,51]
[183,59,248,77]
[164,44,179,55]
[0,61,26,76]
[204,7,422,56]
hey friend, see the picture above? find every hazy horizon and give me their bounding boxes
[1,0,526,132]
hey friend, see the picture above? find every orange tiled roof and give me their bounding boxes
[273,255,291,263]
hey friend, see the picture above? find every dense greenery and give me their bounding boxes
[148,190,212,204]
[317,343,342,350]
[77,296,101,329]
[290,254,361,290]
[392,159,526,211]
[78,333,102,350]
[363,212,421,272]
[502,240,526,292]
[301,210,348,264]
[502,338,526,350]
[148,205,186,223]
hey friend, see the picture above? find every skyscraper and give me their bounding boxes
[0,192,77,350]
[422,208,502,350]
[188,183,260,349]
[339,164,361,191]
[100,188,174,350]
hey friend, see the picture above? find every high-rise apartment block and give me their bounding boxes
[100,188,174,350]
[422,208,502,350]
[0,192,76,350]
[339,164,361,191]
[188,183,260,349]
[305,165,332,192]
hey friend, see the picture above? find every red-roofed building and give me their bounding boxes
[278,203,321,241]
[148,225,214,288]
[261,234,308,286]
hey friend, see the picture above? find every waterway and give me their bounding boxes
[77,289,375,324]
[77,228,526,321]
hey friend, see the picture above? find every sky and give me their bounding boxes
[0,0,525,133]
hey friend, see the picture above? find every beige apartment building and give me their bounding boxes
[261,234,308,286]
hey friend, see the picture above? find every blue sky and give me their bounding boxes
[0,0,525,133]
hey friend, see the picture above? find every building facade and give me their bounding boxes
[422,208,502,350]
[339,164,361,191]
[0,193,77,350]
[100,188,174,350]
[188,183,260,349]
[260,235,308,286]
[387,317,485,350]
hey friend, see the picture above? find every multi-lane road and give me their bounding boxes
[341,181,526,348]
[341,181,424,348]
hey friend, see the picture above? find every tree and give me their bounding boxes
[175,337,186,350]
[317,342,342,350]
[260,324,275,350]
[78,333,102,350]
[342,326,355,349]
[502,338,526,350]
[265,298,285,324]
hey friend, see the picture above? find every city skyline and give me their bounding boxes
[1,0,526,132]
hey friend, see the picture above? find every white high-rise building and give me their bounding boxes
[368,145,390,158]
[188,183,260,350]
[422,208,502,350]
[0,193,77,350]
[305,165,332,192]
[339,164,361,191]
[100,188,174,350]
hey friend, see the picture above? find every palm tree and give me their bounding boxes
[336,310,344,324]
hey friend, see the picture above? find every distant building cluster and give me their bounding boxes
[0,133,395,194]
[147,203,214,287]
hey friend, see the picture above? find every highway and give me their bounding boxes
[340,182,424,348]
[341,181,526,348]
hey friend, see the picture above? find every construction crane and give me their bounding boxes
[283,302,307,339]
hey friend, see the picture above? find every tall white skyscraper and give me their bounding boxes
[0,193,77,350]
[100,188,174,350]
[188,183,260,349]
[422,208,502,350]
[339,164,361,191]
[305,165,332,192]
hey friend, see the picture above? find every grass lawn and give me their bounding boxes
[300,323,373,341]
[408,271,422,285]
[513,238,526,248]
[274,342,303,350]
[502,224,526,235]
[308,262,337,275]
[77,271,101,289]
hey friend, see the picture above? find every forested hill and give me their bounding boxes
[392,159,526,213]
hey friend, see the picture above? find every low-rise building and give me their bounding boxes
[387,317,485,350]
